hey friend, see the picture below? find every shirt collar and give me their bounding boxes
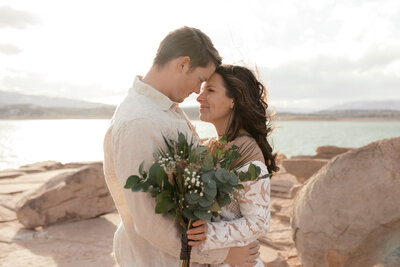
[130,75,176,111]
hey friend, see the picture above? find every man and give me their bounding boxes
[103,26,260,266]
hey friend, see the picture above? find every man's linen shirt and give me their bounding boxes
[103,76,229,267]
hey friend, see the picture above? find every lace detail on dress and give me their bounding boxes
[199,161,271,252]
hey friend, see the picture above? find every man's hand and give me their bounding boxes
[225,240,260,267]
[187,220,207,246]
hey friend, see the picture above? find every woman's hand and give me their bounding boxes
[186,219,207,246]
[225,240,260,267]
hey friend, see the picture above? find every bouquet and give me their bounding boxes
[124,132,270,267]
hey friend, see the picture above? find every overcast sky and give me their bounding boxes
[1,0,399,111]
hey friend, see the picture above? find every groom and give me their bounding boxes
[103,26,260,266]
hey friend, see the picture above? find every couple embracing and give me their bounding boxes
[103,26,278,267]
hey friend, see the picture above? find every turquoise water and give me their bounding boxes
[0,119,399,170]
[194,120,400,157]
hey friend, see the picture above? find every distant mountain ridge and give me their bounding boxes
[1,90,399,120]
[0,90,116,119]
[325,100,400,111]
[0,90,111,109]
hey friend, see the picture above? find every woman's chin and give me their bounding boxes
[199,114,210,123]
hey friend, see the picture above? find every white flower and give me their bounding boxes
[191,178,195,183]
[200,192,203,197]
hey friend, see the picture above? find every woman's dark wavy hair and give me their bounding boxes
[215,64,279,174]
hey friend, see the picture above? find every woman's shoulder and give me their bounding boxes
[230,134,265,165]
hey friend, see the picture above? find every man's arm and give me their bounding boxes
[112,118,229,264]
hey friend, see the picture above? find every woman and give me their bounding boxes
[187,64,279,266]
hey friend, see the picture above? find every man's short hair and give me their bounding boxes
[153,26,222,70]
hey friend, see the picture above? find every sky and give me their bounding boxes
[1,0,399,111]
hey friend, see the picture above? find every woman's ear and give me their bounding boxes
[230,101,234,109]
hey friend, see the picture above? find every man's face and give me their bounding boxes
[174,63,216,103]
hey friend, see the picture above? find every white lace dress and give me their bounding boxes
[199,160,271,267]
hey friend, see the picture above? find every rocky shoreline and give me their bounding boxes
[1,137,399,266]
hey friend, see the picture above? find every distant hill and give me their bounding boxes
[276,110,400,121]
[325,100,400,111]
[0,91,116,119]
[0,90,110,109]
[1,91,399,120]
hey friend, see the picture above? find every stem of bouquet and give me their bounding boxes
[179,219,193,267]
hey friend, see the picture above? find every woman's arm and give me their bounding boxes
[188,161,271,251]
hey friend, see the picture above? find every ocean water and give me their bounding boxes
[0,119,399,170]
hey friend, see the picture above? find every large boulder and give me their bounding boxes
[292,137,400,267]
[16,163,115,228]
[282,158,329,183]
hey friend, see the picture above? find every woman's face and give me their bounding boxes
[196,73,234,125]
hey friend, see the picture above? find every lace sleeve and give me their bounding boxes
[199,161,271,251]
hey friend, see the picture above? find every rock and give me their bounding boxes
[16,163,115,228]
[282,158,329,183]
[271,185,302,199]
[0,171,26,180]
[62,161,102,169]
[271,175,295,192]
[19,161,64,171]
[291,155,314,159]
[315,145,351,155]
[292,137,400,267]
[0,169,75,194]
[275,153,287,165]
[261,217,295,251]
[313,145,352,159]
[0,205,16,222]
[260,244,288,267]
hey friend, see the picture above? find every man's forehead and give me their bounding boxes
[205,66,216,80]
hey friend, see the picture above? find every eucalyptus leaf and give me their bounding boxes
[204,185,217,199]
[183,208,197,220]
[200,172,211,184]
[194,210,212,220]
[198,197,213,208]
[185,192,199,205]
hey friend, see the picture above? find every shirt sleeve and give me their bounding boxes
[199,161,271,251]
[112,118,229,264]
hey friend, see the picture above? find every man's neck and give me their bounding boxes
[142,66,173,100]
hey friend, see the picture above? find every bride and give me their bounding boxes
[186,64,279,266]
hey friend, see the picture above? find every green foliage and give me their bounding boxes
[124,131,271,229]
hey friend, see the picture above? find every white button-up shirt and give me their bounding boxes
[103,76,229,267]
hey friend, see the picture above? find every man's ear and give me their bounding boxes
[177,56,191,73]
